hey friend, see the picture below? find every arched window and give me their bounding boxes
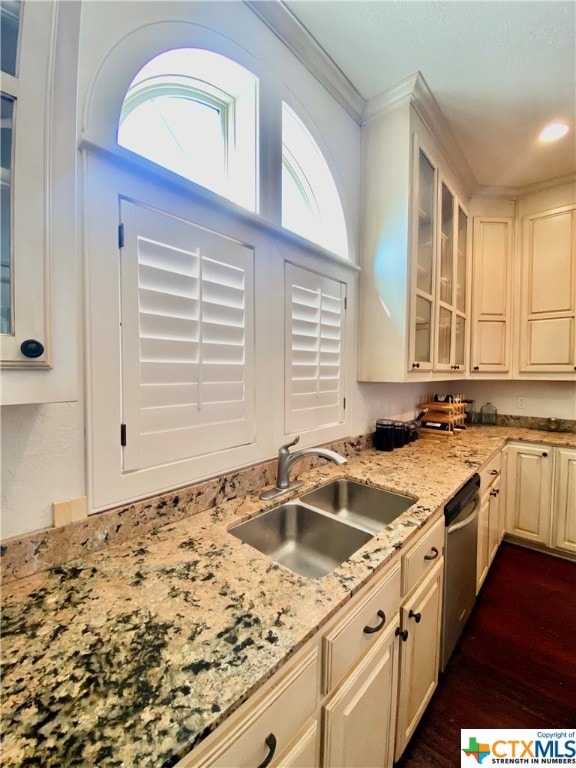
[118,48,258,211]
[282,103,348,258]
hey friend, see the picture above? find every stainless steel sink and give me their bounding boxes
[300,479,415,533]
[229,503,372,579]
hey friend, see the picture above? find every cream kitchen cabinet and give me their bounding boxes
[395,515,445,761]
[505,442,553,546]
[476,451,503,592]
[506,443,576,559]
[321,621,399,768]
[358,95,470,383]
[470,217,514,375]
[552,447,576,555]
[180,643,320,768]
[433,179,469,374]
[518,205,576,376]
[321,560,401,768]
[395,556,444,761]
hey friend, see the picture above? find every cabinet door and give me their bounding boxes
[476,494,490,593]
[409,146,437,372]
[434,182,468,373]
[322,621,399,768]
[395,558,443,761]
[519,207,576,373]
[505,444,553,545]
[552,448,576,555]
[488,476,501,564]
[471,217,514,373]
[274,719,318,768]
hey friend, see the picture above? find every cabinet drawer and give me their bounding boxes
[479,451,502,495]
[322,561,401,693]
[187,645,318,768]
[401,515,444,597]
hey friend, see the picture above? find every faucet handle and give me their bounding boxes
[279,436,300,454]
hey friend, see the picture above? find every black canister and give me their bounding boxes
[393,421,408,447]
[375,419,395,451]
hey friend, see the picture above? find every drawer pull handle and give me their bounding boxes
[258,734,277,768]
[424,546,439,561]
[395,627,408,641]
[364,609,386,634]
[409,609,421,623]
[489,469,499,475]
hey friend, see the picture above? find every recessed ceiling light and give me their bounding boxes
[539,122,570,142]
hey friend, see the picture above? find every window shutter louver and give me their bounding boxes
[120,201,254,471]
[285,263,346,433]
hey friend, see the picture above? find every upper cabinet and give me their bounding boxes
[470,216,514,375]
[358,85,471,383]
[518,204,576,376]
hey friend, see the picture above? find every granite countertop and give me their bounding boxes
[2,427,575,767]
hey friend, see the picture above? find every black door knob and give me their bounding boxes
[20,339,45,358]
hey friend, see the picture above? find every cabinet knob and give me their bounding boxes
[20,339,45,358]
[424,546,439,561]
[408,610,421,623]
[542,452,548,458]
[412,362,420,369]
[473,366,480,371]
[363,609,386,634]
[395,627,409,642]
[257,734,277,768]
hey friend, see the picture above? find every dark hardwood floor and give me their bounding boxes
[396,542,576,768]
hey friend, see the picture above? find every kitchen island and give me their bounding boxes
[1,426,575,767]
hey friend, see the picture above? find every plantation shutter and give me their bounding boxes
[119,200,254,471]
[285,263,346,433]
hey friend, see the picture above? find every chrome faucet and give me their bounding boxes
[260,436,347,500]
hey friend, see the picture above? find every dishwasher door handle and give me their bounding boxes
[447,498,480,535]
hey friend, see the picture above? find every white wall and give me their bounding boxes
[443,380,576,421]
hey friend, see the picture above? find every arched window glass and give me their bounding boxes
[118,49,258,211]
[282,103,348,258]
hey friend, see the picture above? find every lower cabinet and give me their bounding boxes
[394,557,444,761]
[552,448,576,554]
[505,443,576,558]
[321,621,399,768]
[477,451,503,592]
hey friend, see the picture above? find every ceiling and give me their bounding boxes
[283,0,576,191]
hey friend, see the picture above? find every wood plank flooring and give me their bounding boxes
[396,542,576,767]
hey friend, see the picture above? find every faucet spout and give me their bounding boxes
[259,437,347,500]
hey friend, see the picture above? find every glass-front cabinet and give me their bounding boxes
[409,144,469,375]
[434,182,469,373]
[410,148,436,371]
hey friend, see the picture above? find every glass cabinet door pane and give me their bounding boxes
[455,315,466,366]
[439,183,454,304]
[416,150,435,295]
[415,296,432,363]
[456,208,467,313]
[1,1,21,77]
[437,306,452,365]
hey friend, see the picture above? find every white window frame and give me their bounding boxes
[116,48,258,213]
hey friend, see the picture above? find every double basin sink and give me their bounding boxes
[230,479,416,579]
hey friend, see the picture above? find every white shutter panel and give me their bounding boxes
[120,201,254,471]
[285,263,346,433]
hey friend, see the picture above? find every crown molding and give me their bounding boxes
[364,71,477,196]
[244,0,365,124]
[473,173,576,201]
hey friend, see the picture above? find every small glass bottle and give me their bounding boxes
[480,402,497,425]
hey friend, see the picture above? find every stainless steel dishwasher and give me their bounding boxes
[441,473,481,671]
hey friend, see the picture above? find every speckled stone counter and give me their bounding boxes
[2,427,575,768]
